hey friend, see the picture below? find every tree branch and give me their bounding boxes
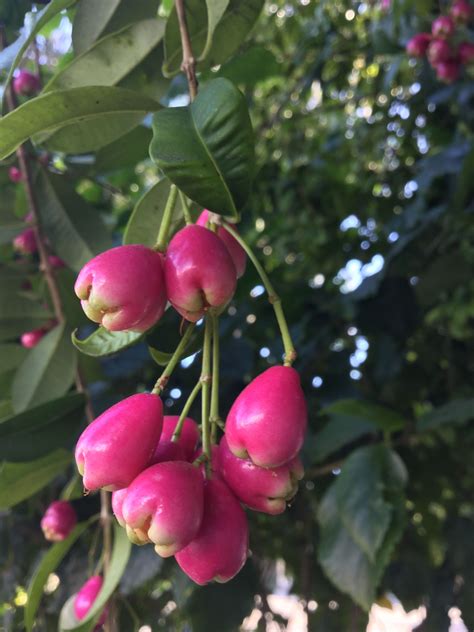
[175,0,198,100]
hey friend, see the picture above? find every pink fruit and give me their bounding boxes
[451,0,473,22]
[225,366,307,468]
[435,59,461,81]
[40,500,77,541]
[21,327,46,348]
[459,41,474,63]
[151,415,200,464]
[120,461,204,556]
[75,393,163,491]
[432,15,456,39]
[196,211,246,278]
[111,488,127,526]
[48,255,65,269]
[406,33,432,57]
[175,478,248,584]
[13,228,37,254]
[75,245,167,332]
[74,576,107,626]
[218,436,304,515]
[427,38,453,64]
[8,166,22,183]
[164,225,237,322]
[13,70,40,96]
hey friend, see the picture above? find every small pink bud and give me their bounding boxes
[150,415,200,464]
[435,59,461,82]
[432,15,456,39]
[75,393,163,491]
[406,33,432,57]
[175,478,248,584]
[48,255,65,269]
[21,327,46,348]
[41,500,77,541]
[459,41,474,64]
[164,225,237,322]
[450,0,473,23]
[225,366,307,468]
[218,436,304,514]
[427,38,453,64]
[74,576,107,626]
[24,212,34,224]
[196,211,246,278]
[8,166,22,183]
[120,461,204,556]
[13,228,37,254]
[13,70,40,96]
[75,245,167,332]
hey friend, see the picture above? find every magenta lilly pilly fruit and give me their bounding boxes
[75,393,163,491]
[196,210,247,278]
[13,228,37,254]
[74,575,107,625]
[164,225,237,322]
[13,69,40,96]
[218,435,304,515]
[74,245,167,332]
[41,500,77,542]
[119,461,204,556]
[20,327,46,349]
[406,33,432,57]
[150,415,200,464]
[225,366,307,468]
[175,478,249,585]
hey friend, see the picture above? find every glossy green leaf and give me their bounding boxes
[11,324,77,413]
[0,86,160,159]
[0,393,85,461]
[119,43,170,101]
[72,327,143,357]
[150,78,255,218]
[36,171,110,272]
[417,398,474,431]
[25,520,93,632]
[95,125,153,172]
[323,399,406,432]
[0,449,71,509]
[72,0,121,55]
[46,19,166,91]
[308,415,377,464]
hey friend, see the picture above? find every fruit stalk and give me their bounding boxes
[155,184,178,251]
[201,317,213,470]
[210,312,221,443]
[172,380,202,443]
[151,322,196,394]
[175,0,198,100]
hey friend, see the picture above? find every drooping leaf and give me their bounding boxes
[0,393,85,461]
[150,78,255,219]
[200,0,230,60]
[0,86,160,159]
[118,43,170,101]
[95,125,153,172]
[25,520,93,632]
[213,46,280,86]
[11,324,77,413]
[323,399,406,432]
[308,415,377,464]
[72,327,143,357]
[0,449,71,509]
[417,398,474,431]
[36,171,111,272]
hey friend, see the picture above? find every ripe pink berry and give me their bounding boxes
[432,15,456,39]
[75,245,167,332]
[13,70,40,96]
[21,327,46,348]
[111,488,127,526]
[75,393,163,491]
[13,228,37,254]
[175,478,249,584]
[427,38,453,64]
[196,211,246,278]
[459,41,474,64]
[150,415,200,464]
[74,576,107,626]
[164,225,237,322]
[41,500,77,542]
[8,166,22,183]
[451,0,473,23]
[435,59,461,82]
[48,255,65,269]
[120,461,204,556]
[225,366,307,468]
[218,436,304,515]
[406,33,432,57]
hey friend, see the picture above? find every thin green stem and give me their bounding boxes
[155,184,178,251]
[222,222,297,366]
[210,313,221,443]
[179,190,193,224]
[201,317,213,471]
[172,379,202,442]
[151,323,196,395]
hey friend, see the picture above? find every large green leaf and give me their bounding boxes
[0,393,85,461]
[317,446,407,610]
[323,399,406,432]
[95,125,153,172]
[200,0,230,60]
[36,171,111,272]
[25,520,93,632]
[213,46,280,86]
[150,78,255,219]
[72,327,143,357]
[308,415,377,464]
[0,86,160,159]
[46,19,166,91]
[417,398,474,431]
[11,324,77,413]
[0,449,71,509]
[119,43,170,101]
[0,343,28,374]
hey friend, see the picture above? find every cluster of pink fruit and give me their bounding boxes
[406,0,474,82]
[63,208,307,587]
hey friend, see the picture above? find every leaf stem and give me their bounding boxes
[222,222,297,366]
[155,184,178,251]
[171,379,202,442]
[201,317,213,472]
[210,312,221,443]
[175,0,198,100]
[151,323,196,395]
[179,190,193,224]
